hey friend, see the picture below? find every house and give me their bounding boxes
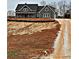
[15,3,56,18]
[64,9,71,18]
[7,10,15,17]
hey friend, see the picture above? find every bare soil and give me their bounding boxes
[8,20,61,59]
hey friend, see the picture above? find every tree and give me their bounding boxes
[64,1,71,18]
[57,0,68,17]
[57,0,71,18]
[67,2,71,10]
[40,0,46,6]
[48,1,56,8]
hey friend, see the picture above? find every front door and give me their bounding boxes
[25,14,28,18]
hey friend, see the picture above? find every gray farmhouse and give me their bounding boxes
[15,3,57,18]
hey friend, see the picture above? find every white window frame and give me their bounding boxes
[45,7,49,11]
[43,13,50,18]
[23,8,28,12]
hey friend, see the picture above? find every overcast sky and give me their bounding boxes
[7,0,70,11]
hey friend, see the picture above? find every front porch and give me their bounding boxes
[16,14,36,18]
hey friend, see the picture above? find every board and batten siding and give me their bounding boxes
[38,6,55,18]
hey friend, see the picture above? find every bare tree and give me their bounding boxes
[67,2,71,10]
[40,0,46,6]
[48,1,56,8]
[57,0,68,17]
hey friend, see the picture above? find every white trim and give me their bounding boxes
[47,6,56,19]
[43,13,50,18]
[45,7,49,11]
[23,8,28,12]
[48,6,55,13]
[38,5,56,18]
[18,5,32,11]
[38,5,55,13]
[38,6,46,13]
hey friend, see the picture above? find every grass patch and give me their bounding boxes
[8,50,18,57]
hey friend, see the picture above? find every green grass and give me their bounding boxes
[8,50,18,57]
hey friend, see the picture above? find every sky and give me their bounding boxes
[7,0,71,11]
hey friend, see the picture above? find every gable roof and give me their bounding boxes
[15,3,55,12]
[16,4,24,10]
[38,5,55,13]
[16,4,38,11]
[37,6,44,12]
[49,6,55,10]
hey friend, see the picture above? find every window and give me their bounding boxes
[23,8,28,11]
[43,13,50,18]
[45,7,49,11]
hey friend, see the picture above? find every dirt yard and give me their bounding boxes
[7,20,61,59]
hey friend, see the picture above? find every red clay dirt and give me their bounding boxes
[8,20,61,59]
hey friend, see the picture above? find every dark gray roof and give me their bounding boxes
[37,6,55,12]
[15,4,55,12]
[49,6,55,10]
[37,6,44,12]
[16,4,38,11]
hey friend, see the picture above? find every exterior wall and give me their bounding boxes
[16,5,37,18]
[16,13,36,18]
[38,7,55,18]
[19,6,31,12]
[16,6,55,18]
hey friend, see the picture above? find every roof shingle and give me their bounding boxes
[16,4,38,11]
[15,4,55,12]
